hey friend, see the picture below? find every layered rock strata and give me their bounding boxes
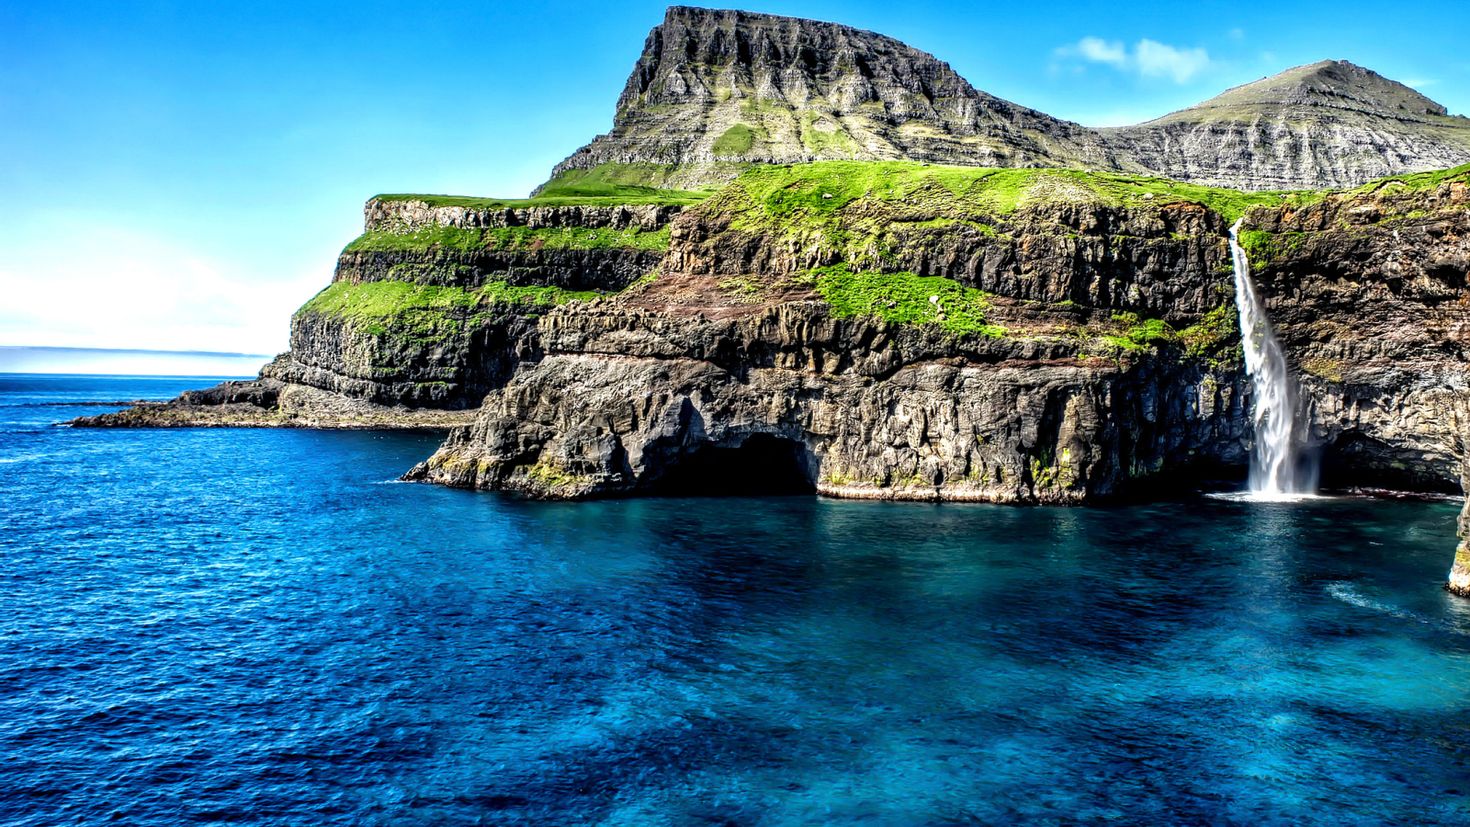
[1105,61,1470,191]
[410,163,1261,500]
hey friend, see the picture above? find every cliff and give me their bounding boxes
[1237,169,1470,591]
[406,169,1227,499]
[388,162,1469,588]
[543,9,1470,193]
[1240,169,1470,491]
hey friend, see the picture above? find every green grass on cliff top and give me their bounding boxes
[1345,162,1470,196]
[298,281,596,332]
[373,159,1470,217]
[375,164,713,209]
[344,225,670,254]
[725,161,1318,223]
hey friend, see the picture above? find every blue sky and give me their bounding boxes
[3,0,1467,355]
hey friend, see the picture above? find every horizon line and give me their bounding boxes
[0,345,275,359]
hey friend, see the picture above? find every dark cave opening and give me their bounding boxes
[1318,433,1462,495]
[650,434,816,496]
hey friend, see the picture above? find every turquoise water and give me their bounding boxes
[2,374,1469,824]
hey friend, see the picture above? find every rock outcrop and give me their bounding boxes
[1240,173,1470,491]
[544,8,1470,193]
[403,163,1247,500]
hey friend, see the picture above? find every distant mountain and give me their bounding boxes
[542,8,1470,192]
[1103,60,1470,189]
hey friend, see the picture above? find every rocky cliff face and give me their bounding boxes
[1241,173,1470,490]
[545,9,1470,193]
[404,303,1248,503]
[408,163,1265,501]
[1235,173,1470,591]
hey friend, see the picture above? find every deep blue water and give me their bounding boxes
[2,374,1469,825]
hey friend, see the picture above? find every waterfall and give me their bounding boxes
[1228,219,1317,499]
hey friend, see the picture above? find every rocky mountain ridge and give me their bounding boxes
[547,7,1470,192]
[544,6,1124,192]
[1104,60,1470,189]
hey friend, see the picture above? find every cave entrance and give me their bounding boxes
[1318,433,1460,495]
[652,434,816,496]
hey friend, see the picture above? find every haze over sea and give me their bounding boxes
[2,373,1468,824]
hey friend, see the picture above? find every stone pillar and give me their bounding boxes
[1452,477,1470,596]
[1450,538,1470,597]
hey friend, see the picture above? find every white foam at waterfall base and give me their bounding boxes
[1206,490,1327,503]
[1228,219,1318,497]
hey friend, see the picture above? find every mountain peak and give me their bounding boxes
[1107,58,1470,190]
[541,6,1116,193]
[1167,59,1449,120]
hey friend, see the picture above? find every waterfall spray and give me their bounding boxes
[1228,219,1316,498]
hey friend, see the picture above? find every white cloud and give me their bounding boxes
[1135,39,1212,83]
[1055,36,1212,84]
[0,220,322,354]
[1076,36,1127,68]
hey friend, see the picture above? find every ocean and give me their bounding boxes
[2,373,1468,824]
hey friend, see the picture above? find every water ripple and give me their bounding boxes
[2,374,1469,825]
